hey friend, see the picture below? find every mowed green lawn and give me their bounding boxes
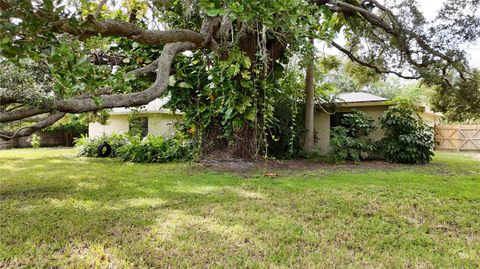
[0,148,479,268]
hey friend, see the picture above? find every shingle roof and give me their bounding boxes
[335,92,388,103]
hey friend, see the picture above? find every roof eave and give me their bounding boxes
[318,100,390,107]
[109,109,184,116]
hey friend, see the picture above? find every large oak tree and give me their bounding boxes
[0,0,478,156]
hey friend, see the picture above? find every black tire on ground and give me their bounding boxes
[97,142,112,158]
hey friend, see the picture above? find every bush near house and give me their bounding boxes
[380,102,435,164]
[75,134,194,163]
[77,103,435,165]
[118,135,194,163]
[328,103,435,165]
[75,134,129,158]
[328,110,377,163]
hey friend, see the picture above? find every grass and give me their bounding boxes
[0,148,479,268]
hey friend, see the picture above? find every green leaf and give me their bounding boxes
[242,57,251,69]
[225,107,234,119]
[218,9,228,16]
[76,56,88,66]
[207,8,220,17]
[179,82,192,88]
[0,37,9,44]
[241,71,251,80]
[44,0,54,10]
[245,108,256,122]
[199,106,208,113]
[233,117,244,128]
[227,64,240,77]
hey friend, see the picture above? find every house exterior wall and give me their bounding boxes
[147,113,182,137]
[89,115,130,138]
[421,113,437,126]
[314,104,438,155]
[88,113,181,138]
[313,112,330,155]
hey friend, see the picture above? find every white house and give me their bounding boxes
[314,92,441,154]
[88,98,182,138]
[88,93,441,155]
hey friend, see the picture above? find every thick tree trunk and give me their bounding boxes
[304,37,315,150]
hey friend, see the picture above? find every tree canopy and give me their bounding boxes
[0,0,479,155]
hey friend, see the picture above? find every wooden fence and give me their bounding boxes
[435,125,480,151]
[0,131,78,150]
[0,139,18,150]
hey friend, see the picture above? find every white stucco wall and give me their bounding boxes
[88,115,130,138]
[147,113,182,137]
[88,113,182,138]
[315,107,390,155]
[313,112,330,155]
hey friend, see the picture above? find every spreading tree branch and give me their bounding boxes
[0,42,195,126]
[0,112,65,140]
[308,0,470,82]
[331,41,420,79]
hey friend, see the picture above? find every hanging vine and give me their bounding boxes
[162,1,329,159]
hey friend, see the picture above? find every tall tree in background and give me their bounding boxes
[304,37,315,150]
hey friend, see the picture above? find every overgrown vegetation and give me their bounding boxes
[326,101,436,165]
[27,134,41,149]
[44,114,88,136]
[328,110,376,163]
[75,134,129,158]
[2,0,478,157]
[117,135,194,163]
[267,68,306,159]
[380,100,435,164]
[75,134,194,163]
[127,109,147,137]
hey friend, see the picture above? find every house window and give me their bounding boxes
[129,117,149,137]
[140,117,148,138]
[330,112,351,129]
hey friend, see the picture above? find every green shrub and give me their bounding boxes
[28,134,41,148]
[75,134,194,163]
[328,110,376,164]
[340,111,376,137]
[329,127,376,164]
[75,134,129,158]
[117,135,194,163]
[380,103,435,164]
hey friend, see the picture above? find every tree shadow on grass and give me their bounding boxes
[0,156,280,267]
[1,184,278,267]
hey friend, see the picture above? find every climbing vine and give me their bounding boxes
[160,1,343,158]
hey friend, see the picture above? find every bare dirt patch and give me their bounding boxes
[200,159,257,173]
[199,158,404,174]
